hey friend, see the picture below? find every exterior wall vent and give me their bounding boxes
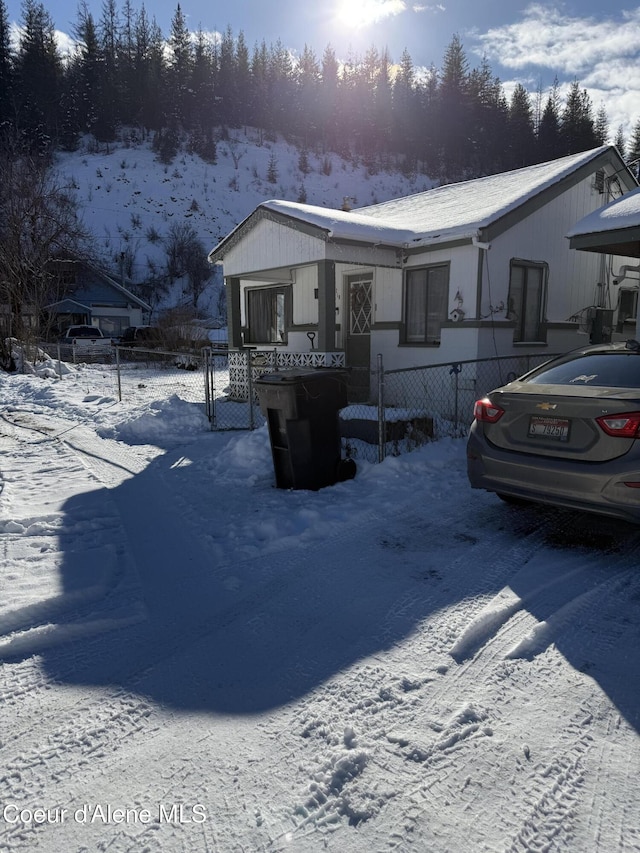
[593,169,605,193]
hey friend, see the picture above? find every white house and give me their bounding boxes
[209,145,638,401]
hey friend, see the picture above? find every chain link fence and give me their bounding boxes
[34,343,208,407]
[379,352,559,457]
[205,350,559,464]
[26,342,558,464]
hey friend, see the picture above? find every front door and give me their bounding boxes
[345,273,372,402]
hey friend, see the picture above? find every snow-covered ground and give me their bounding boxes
[1,357,640,852]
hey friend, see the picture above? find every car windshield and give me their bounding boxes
[525,352,640,388]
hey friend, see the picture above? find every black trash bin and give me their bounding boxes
[254,368,356,490]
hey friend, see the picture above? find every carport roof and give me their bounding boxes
[567,185,640,258]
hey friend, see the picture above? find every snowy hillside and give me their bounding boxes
[54,129,433,318]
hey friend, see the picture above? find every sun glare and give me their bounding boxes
[335,0,405,29]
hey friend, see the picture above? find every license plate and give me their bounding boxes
[528,415,570,441]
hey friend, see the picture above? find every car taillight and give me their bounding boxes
[473,398,505,423]
[596,412,640,438]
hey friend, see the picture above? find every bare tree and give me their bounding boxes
[0,141,88,368]
[164,222,212,309]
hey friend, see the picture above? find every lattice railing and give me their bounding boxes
[228,349,346,399]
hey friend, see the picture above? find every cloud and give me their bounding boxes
[474,4,640,137]
[412,3,446,12]
[477,4,640,76]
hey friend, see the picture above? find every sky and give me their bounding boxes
[0,343,638,851]
[5,0,640,139]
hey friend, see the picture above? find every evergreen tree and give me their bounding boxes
[97,0,120,140]
[217,25,237,126]
[614,124,626,159]
[594,104,609,146]
[0,0,14,131]
[338,46,379,158]
[118,0,137,126]
[626,118,640,178]
[319,44,339,152]
[266,151,278,183]
[437,34,471,179]
[167,3,193,126]
[14,0,63,150]
[234,31,251,126]
[249,40,270,137]
[336,48,359,156]
[507,82,536,169]
[134,8,165,132]
[58,69,81,150]
[415,63,439,175]
[269,39,295,135]
[189,27,215,127]
[391,48,418,163]
[72,4,102,137]
[467,56,508,174]
[295,44,321,146]
[374,48,393,160]
[560,79,596,155]
[537,79,562,162]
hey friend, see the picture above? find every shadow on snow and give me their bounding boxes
[14,434,640,732]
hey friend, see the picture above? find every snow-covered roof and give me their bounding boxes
[257,199,418,246]
[211,146,626,261]
[567,185,640,257]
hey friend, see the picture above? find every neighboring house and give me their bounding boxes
[209,145,638,402]
[567,185,640,340]
[44,259,151,338]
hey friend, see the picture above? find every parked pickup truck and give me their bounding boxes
[60,325,113,350]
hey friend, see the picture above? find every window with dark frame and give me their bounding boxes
[618,289,638,330]
[246,285,290,344]
[403,264,449,344]
[507,260,548,343]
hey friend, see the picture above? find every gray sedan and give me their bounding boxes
[467,340,640,523]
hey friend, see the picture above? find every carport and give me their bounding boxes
[568,185,640,340]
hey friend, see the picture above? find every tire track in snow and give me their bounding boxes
[0,688,161,851]
[266,510,558,847]
[266,510,640,851]
[584,709,640,853]
[0,415,148,662]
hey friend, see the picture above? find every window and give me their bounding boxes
[98,316,129,337]
[507,260,548,343]
[404,265,449,344]
[618,289,637,329]
[246,285,290,344]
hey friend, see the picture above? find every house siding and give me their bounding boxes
[222,218,327,277]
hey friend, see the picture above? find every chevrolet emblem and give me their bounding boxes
[536,402,557,411]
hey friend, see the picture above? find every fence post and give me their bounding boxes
[377,353,385,463]
[203,347,212,426]
[450,363,462,435]
[57,342,62,379]
[247,349,255,430]
[115,344,122,402]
